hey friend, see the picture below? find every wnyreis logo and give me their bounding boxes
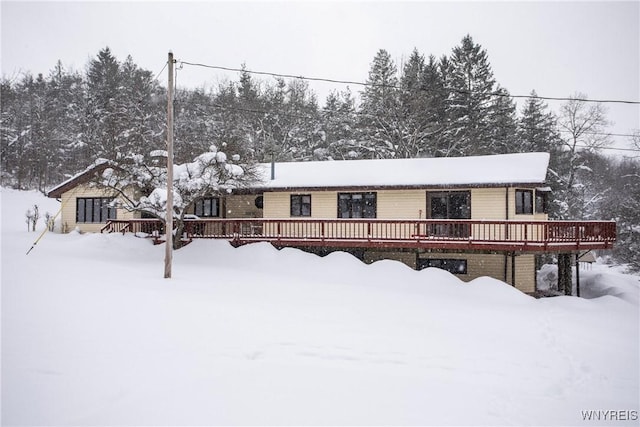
[581,410,638,422]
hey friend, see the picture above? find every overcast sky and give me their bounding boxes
[2,1,638,151]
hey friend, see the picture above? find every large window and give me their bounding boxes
[535,191,548,214]
[418,258,468,275]
[428,191,471,219]
[194,197,220,217]
[76,197,117,223]
[290,194,311,217]
[338,193,376,218]
[515,190,534,215]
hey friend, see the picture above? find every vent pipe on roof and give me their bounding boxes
[271,153,275,180]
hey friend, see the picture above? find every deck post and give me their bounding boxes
[575,253,581,297]
[557,252,573,295]
[511,252,516,287]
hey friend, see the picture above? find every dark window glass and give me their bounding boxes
[290,195,311,217]
[195,197,220,217]
[418,258,468,275]
[535,192,548,214]
[337,193,376,218]
[76,198,116,223]
[77,199,85,223]
[516,190,533,215]
[364,193,376,218]
[255,196,264,209]
[428,191,471,219]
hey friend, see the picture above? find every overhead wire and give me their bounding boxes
[179,60,640,106]
[174,95,640,153]
[173,59,639,151]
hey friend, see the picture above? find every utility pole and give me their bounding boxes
[164,51,175,278]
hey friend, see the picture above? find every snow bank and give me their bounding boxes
[538,263,639,306]
[1,188,638,426]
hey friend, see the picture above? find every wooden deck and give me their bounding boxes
[102,218,616,252]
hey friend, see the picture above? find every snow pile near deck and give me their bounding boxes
[1,188,638,426]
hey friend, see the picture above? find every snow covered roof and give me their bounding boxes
[46,159,111,198]
[256,152,550,190]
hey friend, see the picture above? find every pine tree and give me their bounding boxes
[487,86,518,154]
[321,88,359,160]
[446,35,496,156]
[396,48,429,158]
[85,47,125,159]
[517,91,565,218]
[358,49,400,158]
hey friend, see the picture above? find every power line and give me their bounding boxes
[176,93,639,141]
[154,61,168,82]
[179,60,640,106]
[175,96,640,153]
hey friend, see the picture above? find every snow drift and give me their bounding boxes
[1,188,638,425]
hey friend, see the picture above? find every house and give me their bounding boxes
[47,152,616,294]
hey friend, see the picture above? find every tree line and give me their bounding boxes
[1,36,638,269]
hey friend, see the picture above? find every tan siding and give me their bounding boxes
[225,195,263,218]
[506,254,537,293]
[471,188,507,219]
[59,184,135,233]
[264,191,336,218]
[377,190,426,219]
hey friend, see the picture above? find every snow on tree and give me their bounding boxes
[358,49,400,159]
[554,93,612,219]
[98,146,260,248]
[445,35,498,156]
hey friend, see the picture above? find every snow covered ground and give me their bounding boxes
[2,188,638,426]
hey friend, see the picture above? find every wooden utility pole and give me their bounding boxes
[164,51,175,278]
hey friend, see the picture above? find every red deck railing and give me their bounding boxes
[102,218,616,252]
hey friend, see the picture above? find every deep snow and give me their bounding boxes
[1,188,638,425]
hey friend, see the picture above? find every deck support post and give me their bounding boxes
[575,253,581,298]
[557,252,573,295]
[511,252,516,287]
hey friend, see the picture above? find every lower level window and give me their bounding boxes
[419,258,468,275]
[194,197,220,217]
[76,197,117,223]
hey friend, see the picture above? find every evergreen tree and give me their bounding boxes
[358,49,400,158]
[487,86,518,154]
[396,48,429,158]
[446,35,496,155]
[517,91,565,218]
[420,54,449,157]
[321,88,359,160]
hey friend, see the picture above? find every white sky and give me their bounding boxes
[1,1,639,152]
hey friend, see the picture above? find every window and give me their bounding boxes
[428,191,471,219]
[290,194,311,217]
[515,190,533,215]
[418,258,468,275]
[254,196,264,209]
[535,191,548,214]
[194,197,220,217]
[338,193,376,218]
[76,197,117,223]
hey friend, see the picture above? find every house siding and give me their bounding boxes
[224,194,263,218]
[264,188,528,221]
[59,184,135,233]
